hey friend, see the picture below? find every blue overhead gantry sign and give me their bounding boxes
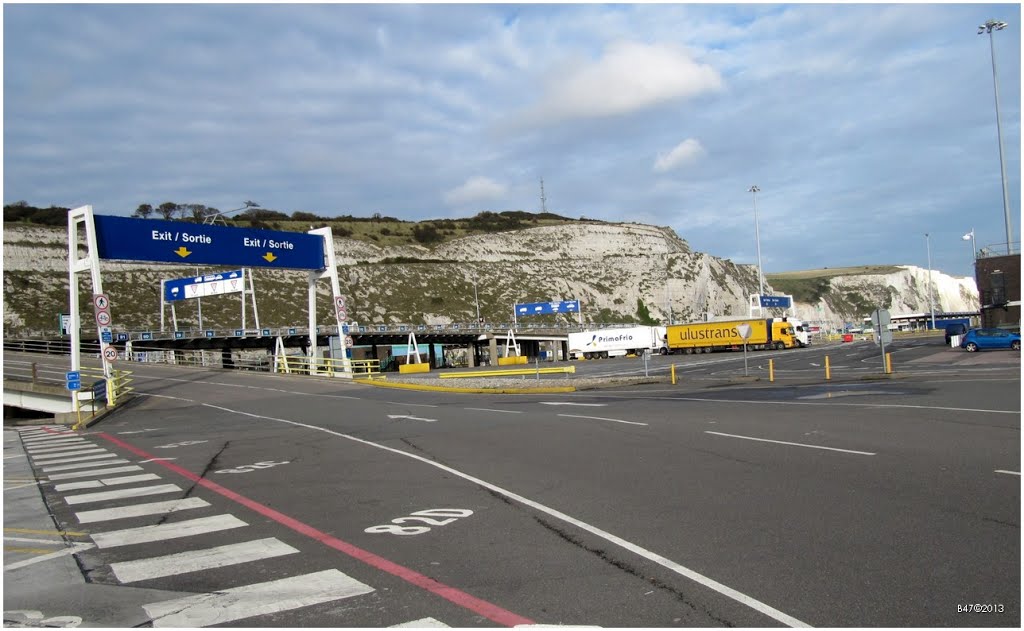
[93,215,326,270]
[516,300,580,316]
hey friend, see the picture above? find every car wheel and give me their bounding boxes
[1012,340,1021,351]
[965,342,978,352]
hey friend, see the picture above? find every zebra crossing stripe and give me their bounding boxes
[32,453,115,465]
[110,537,298,583]
[42,459,130,472]
[142,568,374,627]
[31,449,109,461]
[27,444,94,454]
[21,436,83,446]
[46,465,145,481]
[22,440,85,448]
[75,497,211,524]
[63,484,182,506]
[91,514,248,548]
[55,474,162,492]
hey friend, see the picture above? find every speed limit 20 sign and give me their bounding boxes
[102,346,118,363]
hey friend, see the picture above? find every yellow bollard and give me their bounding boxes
[885,352,892,374]
[671,364,677,385]
[825,356,831,381]
[769,359,774,382]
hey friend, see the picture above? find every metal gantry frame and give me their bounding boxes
[67,207,353,410]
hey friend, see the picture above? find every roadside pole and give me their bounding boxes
[872,308,892,374]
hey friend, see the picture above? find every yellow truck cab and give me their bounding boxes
[666,318,796,354]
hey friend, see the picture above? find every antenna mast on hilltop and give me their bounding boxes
[539,178,547,214]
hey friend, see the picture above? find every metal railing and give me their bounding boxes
[274,355,381,378]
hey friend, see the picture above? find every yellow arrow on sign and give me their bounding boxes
[174,246,192,258]
[263,252,277,263]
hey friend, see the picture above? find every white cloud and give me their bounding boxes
[522,41,723,125]
[654,138,706,173]
[443,176,508,206]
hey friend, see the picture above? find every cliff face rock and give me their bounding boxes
[1,221,977,335]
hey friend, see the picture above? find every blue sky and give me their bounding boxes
[3,2,1020,278]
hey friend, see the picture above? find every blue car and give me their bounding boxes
[959,328,1021,352]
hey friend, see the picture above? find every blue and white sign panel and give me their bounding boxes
[164,270,245,302]
[516,300,580,317]
[93,215,326,270]
[759,295,792,309]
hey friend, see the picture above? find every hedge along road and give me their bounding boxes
[19,358,1021,627]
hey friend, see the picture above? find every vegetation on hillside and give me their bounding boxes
[2,201,586,248]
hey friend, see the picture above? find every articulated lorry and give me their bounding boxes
[568,326,669,359]
[665,318,797,354]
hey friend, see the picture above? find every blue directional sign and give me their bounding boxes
[759,295,792,309]
[116,332,129,342]
[262,328,271,337]
[65,371,81,391]
[235,329,244,337]
[205,330,215,338]
[175,331,184,339]
[288,328,297,335]
[141,332,153,341]
[93,215,326,270]
[100,330,113,344]
[164,270,244,302]
[515,300,581,317]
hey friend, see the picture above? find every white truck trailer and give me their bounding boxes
[568,326,669,359]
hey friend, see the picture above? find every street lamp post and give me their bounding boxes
[204,200,261,225]
[925,233,936,330]
[748,185,765,297]
[963,228,977,260]
[472,275,481,326]
[978,19,1013,254]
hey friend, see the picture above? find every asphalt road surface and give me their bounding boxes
[4,337,1020,627]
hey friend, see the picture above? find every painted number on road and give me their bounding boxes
[214,460,290,474]
[364,508,473,536]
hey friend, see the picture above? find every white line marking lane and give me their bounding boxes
[994,470,1021,476]
[464,408,523,414]
[705,431,876,456]
[558,414,647,427]
[140,392,808,627]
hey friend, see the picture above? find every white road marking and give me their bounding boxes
[31,450,111,462]
[75,497,211,524]
[465,408,523,414]
[34,452,117,463]
[4,536,70,545]
[63,484,183,505]
[595,394,1020,415]
[994,470,1021,476]
[4,454,27,460]
[138,458,177,463]
[539,402,607,407]
[385,402,438,408]
[46,465,145,481]
[143,568,374,627]
[391,617,449,628]
[110,537,298,583]
[117,429,158,434]
[387,414,437,423]
[55,474,162,492]
[4,543,95,572]
[557,414,648,427]
[26,444,97,455]
[22,441,88,451]
[91,514,248,548]
[705,431,876,456]
[42,459,129,472]
[21,435,82,444]
[186,395,810,627]
[3,482,38,491]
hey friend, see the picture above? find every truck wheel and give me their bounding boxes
[601,352,608,359]
[775,341,784,350]
[704,347,713,354]
[660,347,668,356]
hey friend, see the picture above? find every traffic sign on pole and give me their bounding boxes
[96,311,112,327]
[102,346,118,363]
[93,294,110,311]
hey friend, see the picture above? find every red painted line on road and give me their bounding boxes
[97,432,533,627]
